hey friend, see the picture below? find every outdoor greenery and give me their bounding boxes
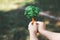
[0,0,60,40]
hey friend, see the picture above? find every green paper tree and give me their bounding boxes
[24,5,40,24]
[24,5,40,19]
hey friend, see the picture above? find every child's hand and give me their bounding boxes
[37,21,60,40]
[28,21,38,33]
[28,21,38,40]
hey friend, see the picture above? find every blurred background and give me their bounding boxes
[0,0,60,40]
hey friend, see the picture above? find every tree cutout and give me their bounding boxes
[24,5,40,25]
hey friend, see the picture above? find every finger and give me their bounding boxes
[36,21,44,24]
[28,21,36,27]
[37,21,46,28]
[28,21,37,30]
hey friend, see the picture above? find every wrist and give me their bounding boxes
[30,35,38,40]
[30,33,38,40]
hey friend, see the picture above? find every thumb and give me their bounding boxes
[37,21,46,30]
[28,21,37,30]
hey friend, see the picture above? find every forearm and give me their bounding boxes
[30,33,38,40]
[39,29,56,40]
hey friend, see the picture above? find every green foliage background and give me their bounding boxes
[0,0,60,40]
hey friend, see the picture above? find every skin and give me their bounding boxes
[28,21,38,40]
[28,21,60,40]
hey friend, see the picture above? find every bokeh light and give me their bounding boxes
[0,0,35,11]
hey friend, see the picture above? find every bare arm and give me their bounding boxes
[37,21,60,40]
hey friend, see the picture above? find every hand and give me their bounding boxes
[28,21,38,33]
[28,21,38,40]
[37,21,60,40]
